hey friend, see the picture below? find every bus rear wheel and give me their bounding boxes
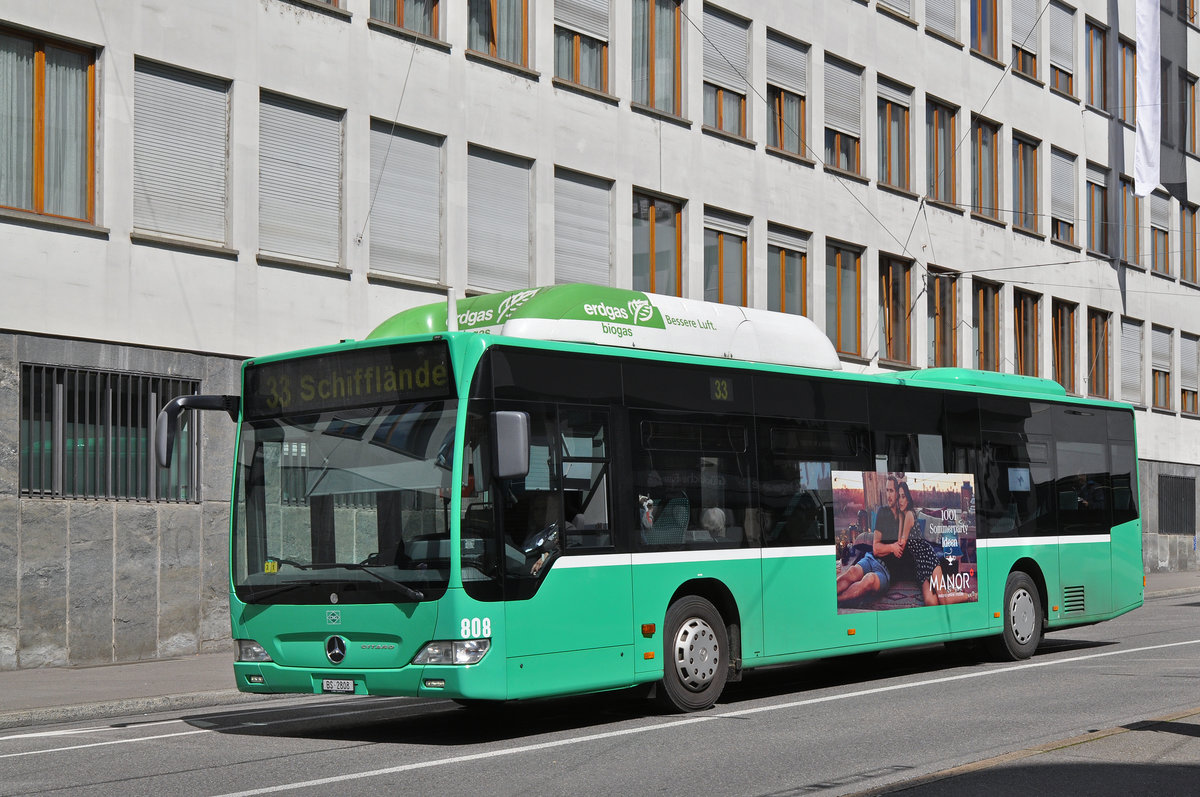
[656,596,728,713]
[989,571,1042,661]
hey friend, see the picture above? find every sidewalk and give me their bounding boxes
[1,571,1197,731]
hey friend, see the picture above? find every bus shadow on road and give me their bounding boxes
[181,638,1120,744]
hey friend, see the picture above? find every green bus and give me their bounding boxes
[157,284,1142,712]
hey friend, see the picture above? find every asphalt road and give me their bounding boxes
[3,592,1198,796]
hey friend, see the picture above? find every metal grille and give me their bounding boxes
[1158,475,1196,536]
[1062,585,1086,614]
[19,364,200,502]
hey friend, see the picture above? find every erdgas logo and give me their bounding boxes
[583,302,629,321]
[496,289,540,322]
[627,299,654,323]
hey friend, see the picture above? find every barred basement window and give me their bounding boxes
[1158,475,1196,535]
[19,365,200,501]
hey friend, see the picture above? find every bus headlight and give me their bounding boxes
[412,639,490,665]
[235,639,273,662]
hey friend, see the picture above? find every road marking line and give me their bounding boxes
[0,729,208,759]
[213,638,1200,797]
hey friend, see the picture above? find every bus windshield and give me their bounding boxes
[233,392,459,605]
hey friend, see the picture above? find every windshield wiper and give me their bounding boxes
[242,580,320,603]
[305,563,425,602]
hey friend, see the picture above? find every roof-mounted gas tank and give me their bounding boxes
[367,284,842,371]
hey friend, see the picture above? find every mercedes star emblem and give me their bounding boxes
[326,635,347,665]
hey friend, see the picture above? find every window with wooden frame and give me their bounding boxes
[468,0,528,66]
[1086,22,1107,109]
[766,31,807,157]
[927,99,956,203]
[1050,148,1075,244]
[632,192,681,296]
[1014,289,1040,376]
[973,279,1000,371]
[927,269,958,367]
[826,241,862,355]
[971,0,998,59]
[1087,164,1108,253]
[825,57,862,174]
[632,0,682,115]
[1087,308,1110,398]
[1152,325,1173,410]
[1049,3,1074,95]
[1118,38,1136,125]
[1012,0,1038,78]
[1151,193,1171,275]
[879,256,912,364]
[0,28,95,222]
[1183,204,1198,283]
[972,116,999,219]
[554,0,609,93]
[1184,72,1198,155]
[1121,178,1140,265]
[878,79,911,190]
[1012,134,1039,232]
[1183,0,1198,25]
[702,6,748,137]
[1052,300,1077,392]
[703,211,748,307]
[1181,333,1198,415]
[371,0,439,36]
[767,224,808,316]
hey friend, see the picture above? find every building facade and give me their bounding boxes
[1,0,1197,670]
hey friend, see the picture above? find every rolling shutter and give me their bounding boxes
[1152,326,1172,371]
[1013,0,1038,55]
[368,121,442,280]
[554,169,611,285]
[1121,318,1143,402]
[878,0,911,17]
[259,93,342,264]
[825,58,862,137]
[926,0,957,39]
[766,31,807,95]
[1151,192,1170,230]
[1049,3,1074,74]
[468,147,530,292]
[555,0,608,40]
[133,60,228,242]
[1051,149,1075,221]
[1182,334,1198,393]
[702,6,748,92]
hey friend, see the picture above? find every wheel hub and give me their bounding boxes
[672,617,721,691]
[1010,588,1036,645]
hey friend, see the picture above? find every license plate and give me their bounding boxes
[322,679,355,693]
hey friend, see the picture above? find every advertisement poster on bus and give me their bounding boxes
[834,471,978,613]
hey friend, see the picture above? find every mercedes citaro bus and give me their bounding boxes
[157,285,1142,712]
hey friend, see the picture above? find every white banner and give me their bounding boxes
[1134,0,1160,197]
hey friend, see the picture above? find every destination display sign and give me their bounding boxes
[244,341,453,420]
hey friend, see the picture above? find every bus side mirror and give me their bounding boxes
[156,394,239,467]
[491,410,529,480]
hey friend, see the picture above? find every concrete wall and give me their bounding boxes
[0,333,240,669]
[1141,459,1200,573]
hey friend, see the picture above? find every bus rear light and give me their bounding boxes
[412,639,490,665]
[641,624,656,637]
[235,639,272,662]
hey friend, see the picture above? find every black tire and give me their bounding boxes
[656,595,729,712]
[988,571,1042,660]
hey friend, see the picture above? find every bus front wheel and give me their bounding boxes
[989,571,1042,661]
[657,596,728,712]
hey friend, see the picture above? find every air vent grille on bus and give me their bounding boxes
[1062,585,1086,614]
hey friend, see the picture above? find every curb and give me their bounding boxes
[0,690,283,731]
